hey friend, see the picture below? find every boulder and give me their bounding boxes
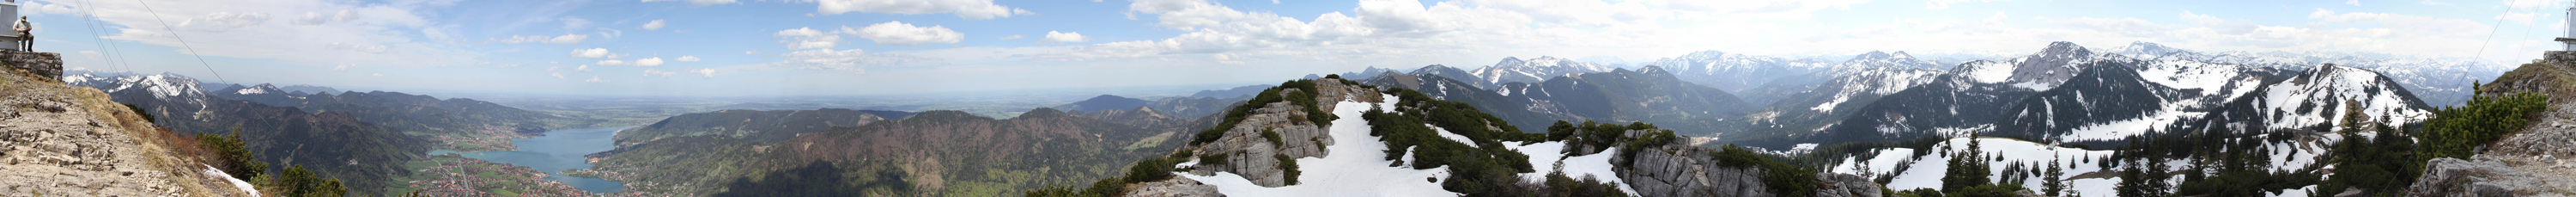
[0,50,58,82]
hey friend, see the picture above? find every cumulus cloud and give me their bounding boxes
[292,9,356,25]
[644,69,677,77]
[552,72,565,78]
[1927,0,2009,9]
[634,58,665,66]
[676,56,702,62]
[598,59,630,65]
[576,65,593,71]
[691,68,716,77]
[586,76,609,83]
[25,2,77,15]
[570,48,626,58]
[327,42,390,53]
[999,34,1024,40]
[776,28,840,49]
[496,34,588,44]
[849,22,964,46]
[560,16,592,29]
[641,20,667,30]
[1041,31,1091,44]
[334,65,351,71]
[766,48,929,73]
[643,0,742,6]
[793,0,1028,20]
[179,12,270,32]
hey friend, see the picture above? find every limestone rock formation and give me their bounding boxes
[1122,177,1222,197]
[0,52,246,196]
[1186,78,1379,187]
[0,50,58,82]
[1614,129,1885,197]
[2407,156,2573,196]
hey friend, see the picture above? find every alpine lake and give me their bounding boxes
[426,126,634,194]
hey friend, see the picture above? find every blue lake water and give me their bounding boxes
[427,126,635,194]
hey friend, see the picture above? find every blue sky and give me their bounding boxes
[16,0,2567,96]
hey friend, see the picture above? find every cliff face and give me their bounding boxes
[0,51,246,196]
[1183,78,1380,187]
[1613,128,1886,197]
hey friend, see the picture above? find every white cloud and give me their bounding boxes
[2180,11,2258,34]
[642,0,741,6]
[560,16,592,29]
[1000,34,1024,40]
[634,58,666,66]
[334,65,351,71]
[179,12,270,32]
[792,0,1026,20]
[691,68,716,77]
[586,76,609,83]
[598,59,631,65]
[552,72,565,78]
[2347,0,2360,6]
[577,65,593,71]
[495,34,588,44]
[2497,11,2544,25]
[327,42,391,53]
[849,22,964,46]
[644,69,677,77]
[291,9,356,25]
[1042,31,1091,44]
[641,20,667,30]
[766,48,930,73]
[745,51,762,54]
[26,2,78,15]
[373,73,384,77]
[571,48,626,58]
[676,56,702,62]
[76,0,473,69]
[547,66,562,71]
[1927,0,2008,9]
[2309,9,2489,37]
[776,28,840,49]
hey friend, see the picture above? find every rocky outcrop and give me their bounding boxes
[0,53,245,196]
[0,50,58,82]
[1615,129,1885,197]
[1187,78,1380,187]
[2406,51,2576,196]
[2406,156,2573,197]
[1122,176,1222,197]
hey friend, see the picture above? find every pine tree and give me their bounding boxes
[1942,136,1991,192]
[2044,157,2066,197]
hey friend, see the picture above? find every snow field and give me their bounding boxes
[1843,138,2117,196]
[1501,141,1637,194]
[1181,94,1461,196]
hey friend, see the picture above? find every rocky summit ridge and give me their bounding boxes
[0,50,248,196]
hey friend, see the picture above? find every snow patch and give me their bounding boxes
[1182,94,1461,196]
[204,164,259,196]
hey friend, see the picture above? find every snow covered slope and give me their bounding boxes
[2182,64,2433,132]
[1181,94,1472,196]
[1471,56,1613,88]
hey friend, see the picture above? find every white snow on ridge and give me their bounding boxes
[1432,125,1478,148]
[204,165,259,196]
[1504,142,1637,194]
[1183,94,1460,197]
[1846,138,2116,197]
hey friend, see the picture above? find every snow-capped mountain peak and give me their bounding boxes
[1469,56,1613,87]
